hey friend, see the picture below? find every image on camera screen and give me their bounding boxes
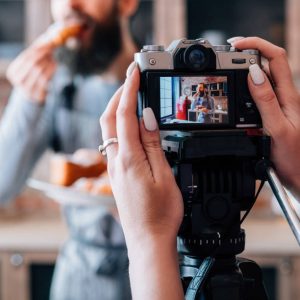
[160,76,229,125]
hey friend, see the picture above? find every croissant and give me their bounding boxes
[51,23,83,47]
[50,149,107,187]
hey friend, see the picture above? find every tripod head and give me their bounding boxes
[162,129,270,258]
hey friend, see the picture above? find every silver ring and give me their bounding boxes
[98,137,118,156]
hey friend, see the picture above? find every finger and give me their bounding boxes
[7,47,53,85]
[261,62,278,90]
[42,59,57,83]
[116,65,143,154]
[31,62,57,102]
[261,60,271,77]
[248,64,288,138]
[22,53,54,82]
[26,60,52,94]
[233,37,295,93]
[99,86,124,160]
[139,108,170,180]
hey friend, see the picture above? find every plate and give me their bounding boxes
[27,179,115,207]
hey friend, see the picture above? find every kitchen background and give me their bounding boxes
[0,0,300,299]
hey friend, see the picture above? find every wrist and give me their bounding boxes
[127,235,184,300]
[127,233,177,259]
[125,230,178,256]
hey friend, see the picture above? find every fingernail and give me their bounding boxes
[143,108,157,131]
[126,61,137,78]
[227,36,244,44]
[249,64,265,85]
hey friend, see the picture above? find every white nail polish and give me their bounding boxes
[126,61,136,78]
[143,108,157,131]
[227,36,244,44]
[249,64,265,85]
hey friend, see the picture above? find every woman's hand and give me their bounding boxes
[100,64,183,244]
[100,63,184,300]
[231,37,300,197]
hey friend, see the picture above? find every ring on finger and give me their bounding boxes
[99,137,118,156]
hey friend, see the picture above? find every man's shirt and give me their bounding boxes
[0,66,131,300]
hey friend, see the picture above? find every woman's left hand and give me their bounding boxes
[99,63,183,248]
[100,63,184,300]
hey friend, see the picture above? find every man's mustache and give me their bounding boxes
[62,10,94,27]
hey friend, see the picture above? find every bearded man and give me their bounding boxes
[0,0,139,299]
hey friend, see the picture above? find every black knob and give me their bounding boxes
[205,196,230,221]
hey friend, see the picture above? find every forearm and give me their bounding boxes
[127,236,184,300]
[0,89,46,203]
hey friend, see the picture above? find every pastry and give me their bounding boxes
[50,149,107,186]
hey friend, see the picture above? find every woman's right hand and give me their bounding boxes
[232,37,300,197]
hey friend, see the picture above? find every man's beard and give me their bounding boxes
[55,7,122,76]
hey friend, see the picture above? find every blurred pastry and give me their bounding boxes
[51,23,83,47]
[36,22,84,48]
[73,172,113,196]
[50,149,107,186]
[90,172,113,196]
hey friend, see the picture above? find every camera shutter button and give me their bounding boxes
[142,45,164,52]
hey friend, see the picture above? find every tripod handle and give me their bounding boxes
[266,167,300,245]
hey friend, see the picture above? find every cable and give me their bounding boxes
[240,180,265,225]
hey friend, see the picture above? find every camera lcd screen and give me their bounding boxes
[159,76,229,125]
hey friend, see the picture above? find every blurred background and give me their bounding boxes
[0,0,300,300]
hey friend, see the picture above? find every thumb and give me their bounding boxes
[140,108,170,178]
[248,64,287,137]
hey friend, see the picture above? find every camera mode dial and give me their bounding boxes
[242,49,259,55]
[142,45,165,52]
[214,45,231,52]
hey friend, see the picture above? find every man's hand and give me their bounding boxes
[6,42,56,104]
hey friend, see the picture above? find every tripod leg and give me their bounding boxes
[185,257,215,300]
[204,271,244,300]
[238,258,269,300]
[266,167,300,245]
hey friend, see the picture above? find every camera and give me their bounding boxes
[135,38,262,130]
[136,39,271,298]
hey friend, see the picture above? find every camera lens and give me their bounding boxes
[184,45,210,70]
[189,49,206,66]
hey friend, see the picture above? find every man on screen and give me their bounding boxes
[192,86,215,123]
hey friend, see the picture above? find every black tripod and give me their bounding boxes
[162,130,270,300]
[181,256,267,300]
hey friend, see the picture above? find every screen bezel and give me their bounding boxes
[143,71,236,130]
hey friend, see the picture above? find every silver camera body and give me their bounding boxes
[135,38,260,72]
[135,38,262,130]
